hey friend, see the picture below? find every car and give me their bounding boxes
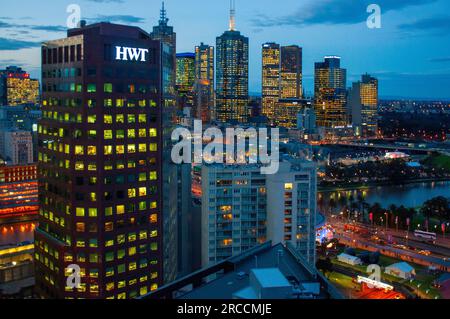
[418,250,431,256]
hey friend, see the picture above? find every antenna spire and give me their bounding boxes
[159,1,169,26]
[229,0,236,31]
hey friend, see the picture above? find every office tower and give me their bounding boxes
[150,2,178,284]
[0,66,39,106]
[281,46,302,99]
[0,129,33,165]
[216,1,249,123]
[261,43,280,119]
[348,74,379,137]
[297,107,316,133]
[274,98,311,129]
[194,43,214,122]
[266,160,317,266]
[176,53,195,109]
[201,164,267,267]
[35,22,164,299]
[314,56,347,129]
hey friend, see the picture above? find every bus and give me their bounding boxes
[414,230,437,242]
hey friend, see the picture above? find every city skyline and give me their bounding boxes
[0,0,449,99]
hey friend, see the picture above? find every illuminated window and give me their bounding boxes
[138,144,146,152]
[127,144,136,154]
[75,161,84,170]
[128,84,136,93]
[138,129,146,138]
[117,249,125,259]
[104,98,113,107]
[151,284,158,291]
[149,143,157,151]
[138,173,147,182]
[127,114,136,124]
[76,222,85,232]
[106,267,114,277]
[90,192,97,202]
[105,222,113,232]
[128,129,136,138]
[75,207,84,217]
[116,99,125,107]
[104,145,113,155]
[104,115,112,124]
[87,146,97,155]
[284,183,293,190]
[139,187,147,196]
[116,114,124,123]
[117,234,125,244]
[128,188,136,198]
[88,130,97,139]
[129,262,137,271]
[149,171,157,180]
[116,130,125,139]
[150,201,157,209]
[104,130,113,140]
[138,114,146,123]
[106,282,115,291]
[105,207,112,216]
[104,83,113,93]
[116,145,125,154]
[140,287,148,296]
[128,233,137,242]
[88,115,97,124]
[87,84,96,93]
[149,128,157,137]
[116,205,125,215]
[150,230,158,238]
[150,214,157,223]
[75,145,84,155]
[129,247,137,256]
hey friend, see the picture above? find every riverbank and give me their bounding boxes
[318,177,450,193]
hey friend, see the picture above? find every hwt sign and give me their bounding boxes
[115,46,149,62]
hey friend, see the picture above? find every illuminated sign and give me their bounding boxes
[357,276,393,290]
[115,46,149,62]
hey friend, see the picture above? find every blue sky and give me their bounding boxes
[1,0,450,99]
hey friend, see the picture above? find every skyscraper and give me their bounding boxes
[35,23,164,299]
[216,1,249,123]
[194,43,214,122]
[176,52,195,109]
[262,43,280,119]
[0,66,39,106]
[314,56,347,129]
[150,2,178,284]
[348,74,379,137]
[281,46,303,99]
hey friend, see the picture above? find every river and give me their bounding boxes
[318,180,450,211]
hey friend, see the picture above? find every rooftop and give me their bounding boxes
[140,242,344,300]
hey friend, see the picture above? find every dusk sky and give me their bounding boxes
[1,0,450,99]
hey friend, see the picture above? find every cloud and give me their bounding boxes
[252,0,437,27]
[398,15,450,35]
[429,57,450,63]
[87,14,145,24]
[0,20,66,33]
[0,37,40,50]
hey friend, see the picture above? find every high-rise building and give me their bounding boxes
[0,66,39,106]
[281,46,302,99]
[201,164,267,267]
[314,56,347,129]
[35,22,164,299]
[274,98,311,129]
[176,53,195,109]
[266,160,317,265]
[348,74,379,137]
[261,43,280,119]
[150,2,179,284]
[201,159,317,267]
[194,43,214,122]
[0,129,33,165]
[297,107,316,133]
[216,1,249,123]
